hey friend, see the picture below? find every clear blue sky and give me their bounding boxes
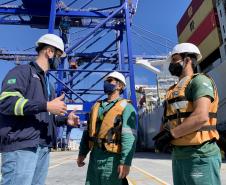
[0,0,191,86]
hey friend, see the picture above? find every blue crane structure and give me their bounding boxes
[0,0,174,150]
[0,0,141,149]
[0,0,139,117]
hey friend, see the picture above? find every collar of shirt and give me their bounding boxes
[30,61,45,75]
[101,97,122,108]
[30,61,50,100]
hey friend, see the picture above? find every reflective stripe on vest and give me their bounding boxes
[165,74,219,146]
[0,91,23,101]
[14,97,28,116]
[171,100,188,110]
[0,91,28,116]
[88,99,129,153]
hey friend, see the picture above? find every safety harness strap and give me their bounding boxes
[197,125,217,131]
[166,112,217,120]
[89,137,120,145]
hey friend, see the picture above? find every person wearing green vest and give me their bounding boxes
[77,71,137,185]
[153,43,221,185]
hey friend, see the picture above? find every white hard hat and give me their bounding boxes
[170,43,202,61]
[36,34,66,57]
[106,71,126,87]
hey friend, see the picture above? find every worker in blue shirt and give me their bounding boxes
[0,34,80,185]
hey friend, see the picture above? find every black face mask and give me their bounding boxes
[48,57,61,70]
[168,61,183,77]
[104,81,117,95]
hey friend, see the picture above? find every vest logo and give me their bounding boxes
[32,73,40,80]
[7,78,16,84]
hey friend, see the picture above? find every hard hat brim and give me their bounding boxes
[61,52,66,58]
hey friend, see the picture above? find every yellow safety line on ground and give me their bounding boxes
[131,165,170,185]
[49,157,76,169]
[127,177,136,185]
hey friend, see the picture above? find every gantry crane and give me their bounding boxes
[0,0,140,117]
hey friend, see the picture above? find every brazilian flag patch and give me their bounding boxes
[7,78,16,84]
